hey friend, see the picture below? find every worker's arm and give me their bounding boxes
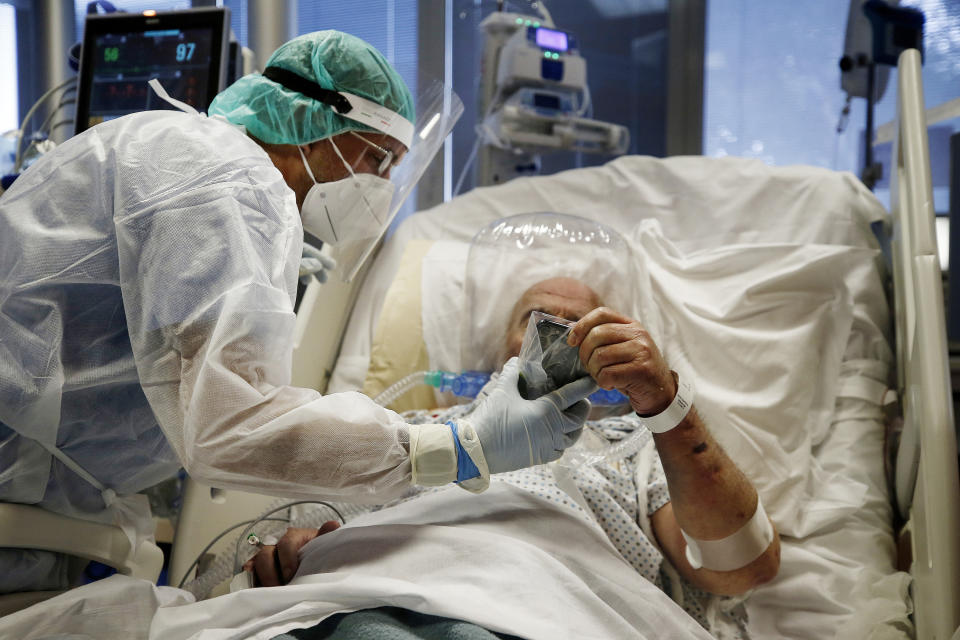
[116,148,419,503]
[568,308,780,595]
[117,141,589,502]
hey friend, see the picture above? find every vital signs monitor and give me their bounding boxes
[73,7,230,135]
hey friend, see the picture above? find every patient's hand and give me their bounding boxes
[243,521,340,587]
[567,307,676,415]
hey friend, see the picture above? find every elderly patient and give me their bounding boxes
[232,276,780,640]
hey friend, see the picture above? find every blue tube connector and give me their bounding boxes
[425,370,628,406]
[424,370,490,398]
[586,388,630,406]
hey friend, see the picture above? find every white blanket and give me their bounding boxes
[0,573,192,640]
[0,484,714,639]
[148,483,711,640]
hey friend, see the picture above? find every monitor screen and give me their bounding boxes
[74,8,229,135]
[535,28,569,52]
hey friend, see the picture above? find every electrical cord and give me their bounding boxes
[232,500,346,574]
[14,77,77,172]
[453,87,504,197]
[453,135,482,197]
[38,98,76,135]
[531,0,555,27]
[175,516,290,589]
[49,120,75,134]
[577,84,592,118]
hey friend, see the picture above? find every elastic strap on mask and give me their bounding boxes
[327,138,384,224]
[680,495,774,571]
[327,137,357,178]
[297,145,318,183]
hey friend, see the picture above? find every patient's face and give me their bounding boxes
[499,277,603,366]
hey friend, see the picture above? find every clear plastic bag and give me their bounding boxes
[517,311,589,399]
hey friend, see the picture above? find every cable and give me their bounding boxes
[533,0,555,27]
[15,78,77,172]
[180,499,361,599]
[49,120,75,134]
[453,136,482,197]
[175,516,289,589]
[38,99,76,135]
[577,84,592,119]
[453,86,504,196]
[232,500,346,574]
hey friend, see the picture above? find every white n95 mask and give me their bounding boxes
[297,143,395,248]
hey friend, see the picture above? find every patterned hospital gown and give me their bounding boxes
[402,404,751,640]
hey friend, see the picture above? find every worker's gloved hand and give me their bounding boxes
[407,358,594,492]
[465,356,595,475]
[299,242,337,285]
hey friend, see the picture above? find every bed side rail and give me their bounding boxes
[891,48,960,640]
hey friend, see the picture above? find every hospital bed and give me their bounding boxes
[3,49,956,639]
[318,48,957,638]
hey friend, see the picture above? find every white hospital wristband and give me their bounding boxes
[680,496,775,572]
[636,372,695,434]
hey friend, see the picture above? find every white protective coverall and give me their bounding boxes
[0,110,418,589]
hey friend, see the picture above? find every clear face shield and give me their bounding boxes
[301,79,464,282]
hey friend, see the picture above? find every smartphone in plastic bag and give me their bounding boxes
[517,311,589,399]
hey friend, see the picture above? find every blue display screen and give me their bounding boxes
[535,28,568,52]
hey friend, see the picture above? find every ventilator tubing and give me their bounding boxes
[557,426,649,470]
[680,496,775,572]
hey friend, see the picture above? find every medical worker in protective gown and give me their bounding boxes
[0,31,594,593]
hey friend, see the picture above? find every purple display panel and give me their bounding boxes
[535,28,568,51]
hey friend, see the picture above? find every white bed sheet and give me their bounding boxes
[329,155,909,638]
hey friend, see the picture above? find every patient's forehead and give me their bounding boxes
[510,277,603,323]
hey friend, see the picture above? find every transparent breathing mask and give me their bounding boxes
[461,213,641,396]
[304,78,464,282]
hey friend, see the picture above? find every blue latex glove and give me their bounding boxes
[299,242,337,285]
[464,356,596,474]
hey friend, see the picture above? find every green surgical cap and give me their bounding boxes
[209,30,415,146]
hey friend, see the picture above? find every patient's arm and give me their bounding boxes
[648,408,780,596]
[569,307,780,595]
[244,522,341,587]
